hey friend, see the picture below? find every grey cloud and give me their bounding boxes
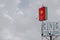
[0,0,60,40]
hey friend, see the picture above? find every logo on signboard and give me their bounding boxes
[42,22,60,36]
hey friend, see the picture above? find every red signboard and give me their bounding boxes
[39,6,47,21]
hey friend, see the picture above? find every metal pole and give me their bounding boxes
[49,33,52,40]
[41,21,43,40]
[50,35,52,40]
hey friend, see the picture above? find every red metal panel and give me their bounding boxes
[39,6,46,21]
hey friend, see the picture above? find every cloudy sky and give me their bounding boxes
[0,0,60,40]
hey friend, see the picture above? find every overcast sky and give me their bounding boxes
[0,0,60,40]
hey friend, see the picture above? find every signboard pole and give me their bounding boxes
[41,21,43,40]
[49,33,52,40]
